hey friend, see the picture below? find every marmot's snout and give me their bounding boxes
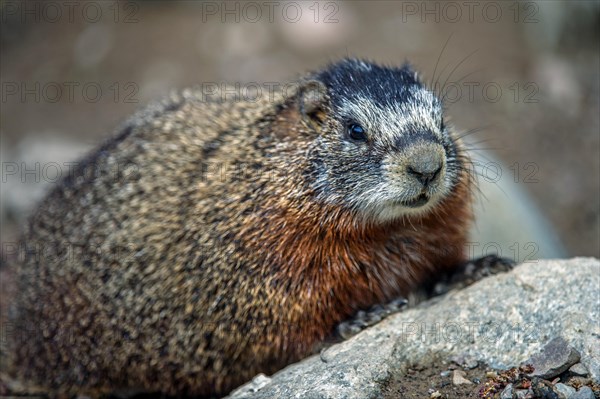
[385,141,448,209]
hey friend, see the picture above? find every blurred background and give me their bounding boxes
[1,0,599,259]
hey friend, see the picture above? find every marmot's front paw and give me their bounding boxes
[432,254,516,296]
[335,297,408,340]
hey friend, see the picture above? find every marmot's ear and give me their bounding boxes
[298,80,329,127]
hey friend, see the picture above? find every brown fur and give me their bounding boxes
[4,60,472,397]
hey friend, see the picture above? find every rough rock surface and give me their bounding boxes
[526,336,581,379]
[227,258,600,399]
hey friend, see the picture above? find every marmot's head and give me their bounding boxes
[293,58,467,223]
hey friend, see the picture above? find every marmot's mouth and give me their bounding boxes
[400,193,429,208]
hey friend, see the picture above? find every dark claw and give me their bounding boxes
[432,254,517,296]
[458,254,516,281]
[335,296,409,340]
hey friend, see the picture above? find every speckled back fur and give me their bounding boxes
[6,59,473,397]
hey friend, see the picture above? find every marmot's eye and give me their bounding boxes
[347,123,367,141]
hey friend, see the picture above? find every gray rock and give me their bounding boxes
[569,363,590,377]
[515,389,531,399]
[500,383,514,399]
[226,258,600,399]
[571,386,595,399]
[452,370,473,385]
[526,337,581,379]
[554,383,576,399]
[533,381,560,399]
[228,374,272,397]
[450,353,479,370]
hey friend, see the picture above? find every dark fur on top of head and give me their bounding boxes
[312,58,422,111]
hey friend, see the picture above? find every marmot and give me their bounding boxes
[5,59,473,397]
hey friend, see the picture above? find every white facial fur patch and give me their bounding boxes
[336,87,454,223]
[338,87,442,148]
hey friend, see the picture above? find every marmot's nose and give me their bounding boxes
[406,149,444,187]
[407,163,442,186]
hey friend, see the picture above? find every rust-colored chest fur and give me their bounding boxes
[237,175,472,359]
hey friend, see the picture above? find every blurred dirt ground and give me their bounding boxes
[1,0,599,256]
